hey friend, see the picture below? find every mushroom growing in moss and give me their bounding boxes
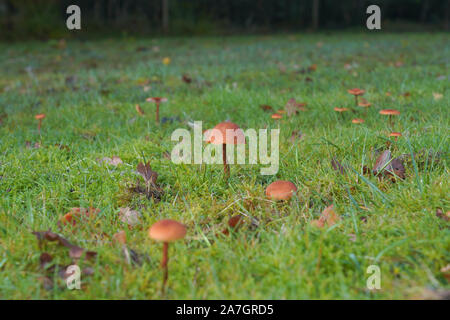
[265,180,297,201]
[148,219,186,294]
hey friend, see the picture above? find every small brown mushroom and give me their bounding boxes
[379,109,400,127]
[347,88,365,105]
[146,97,167,123]
[265,180,297,201]
[352,118,365,124]
[148,219,186,294]
[35,114,46,134]
[389,131,402,142]
[271,113,282,119]
[206,121,245,179]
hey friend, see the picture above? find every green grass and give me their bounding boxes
[0,33,449,299]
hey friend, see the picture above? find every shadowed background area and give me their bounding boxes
[0,0,449,40]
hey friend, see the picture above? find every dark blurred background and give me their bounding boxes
[0,0,448,40]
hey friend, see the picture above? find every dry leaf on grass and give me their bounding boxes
[436,209,449,222]
[60,207,100,226]
[373,150,405,180]
[118,207,142,227]
[289,131,304,144]
[285,98,307,117]
[99,156,123,166]
[113,230,127,244]
[136,162,164,200]
[135,104,145,116]
[260,104,273,112]
[311,204,340,228]
[32,230,97,261]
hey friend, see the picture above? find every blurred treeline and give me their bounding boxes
[0,0,448,40]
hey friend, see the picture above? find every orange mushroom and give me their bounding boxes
[348,88,365,105]
[352,118,365,124]
[389,131,402,142]
[379,109,400,127]
[146,97,168,123]
[265,180,297,201]
[334,107,349,113]
[271,113,282,119]
[35,114,46,133]
[206,121,245,179]
[148,219,186,294]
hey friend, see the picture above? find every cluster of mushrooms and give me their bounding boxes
[31,89,402,294]
[144,110,298,293]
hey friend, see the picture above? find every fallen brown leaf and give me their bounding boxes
[118,207,142,227]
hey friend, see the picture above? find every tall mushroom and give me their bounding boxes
[379,109,400,127]
[347,88,365,106]
[266,180,297,201]
[206,121,245,179]
[35,114,46,134]
[146,97,168,124]
[148,219,186,294]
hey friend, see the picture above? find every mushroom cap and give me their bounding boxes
[146,97,168,103]
[347,88,365,96]
[265,180,297,201]
[334,107,349,112]
[379,109,400,115]
[358,100,371,107]
[148,219,187,242]
[276,110,286,114]
[389,131,402,137]
[271,113,282,119]
[35,114,46,120]
[206,121,245,145]
[352,118,365,124]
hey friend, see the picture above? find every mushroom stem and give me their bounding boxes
[38,119,42,133]
[354,95,358,106]
[161,241,169,293]
[222,143,229,178]
[156,103,160,123]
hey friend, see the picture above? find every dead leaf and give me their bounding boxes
[136,162,163,200]
[32,230,97,260]
[285,98,306,117]
[222,215,244,235]
[373,150,405,180]
[137,162,158,185]
[99,156,123,166]
[260,104,273,112]
[135,104,145,116]
[113,230,127,244]
[289,130,304,144]
[118,207,142,227]
[25,141,41,149]
[436,209,450,222]
[182,74,192,83]
[39,252,52,269]
[331,157,346,175]
[311,204,340,228]
[433,92,443,100]
[61,207,100,226]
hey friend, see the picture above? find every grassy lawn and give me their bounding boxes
[0,33,448,300]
